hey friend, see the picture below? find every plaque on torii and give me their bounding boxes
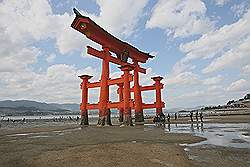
[71,8,165,126]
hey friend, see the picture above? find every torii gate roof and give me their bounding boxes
[71,8,153,63]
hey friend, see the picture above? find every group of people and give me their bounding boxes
[153,111,204,125]
[4,118,26,123]
[190,111,203,123]
[153,113,166,125]
[52,116,80,122]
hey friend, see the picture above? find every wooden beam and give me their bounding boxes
[86,103,99,110]
[142,102,164,109]
[130,83,164,92]
[87,81,100,88]
[87,46,146,74]
[107,102,120,109]
[87,46,105,59]
[87,101,134,110]
[86,101,164,110]
[87,75,133,88]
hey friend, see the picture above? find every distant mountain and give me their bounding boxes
[0,100,61,111]
[0,100,73,116]
[49,103,80,112]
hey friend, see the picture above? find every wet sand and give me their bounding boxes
[0,125,203,167]
[0,114,250,167]
[186,145,250,167]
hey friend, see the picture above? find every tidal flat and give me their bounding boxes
[0,115,250,167]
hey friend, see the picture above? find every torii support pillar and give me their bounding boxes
[98,47,111,126]
[133,61,144,124]
[120,65,133,126]
[117,83,124,123]
[79,75,92,125]
[152,76,165,117]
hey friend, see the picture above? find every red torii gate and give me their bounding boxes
[71,8,165,126]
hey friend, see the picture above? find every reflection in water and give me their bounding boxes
[162,123,250,148]
[190,123,194,132]
[201,123,204,133]
[167,123,171,132]
[196,123,199,130]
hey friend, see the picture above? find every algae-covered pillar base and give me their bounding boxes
[79,75,92,125]
[120,65,133,126]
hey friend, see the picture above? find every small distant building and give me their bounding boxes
[244,94,250,100]
[231,101,246,108]
[225,94,250,108]
[242,100,250,108]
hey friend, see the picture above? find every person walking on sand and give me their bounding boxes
[167,114,170,123]
[195,111,199,122]
[190,112,193,122]
[174,113,177,121]
[200,112,203,122]
[153,115,158,125]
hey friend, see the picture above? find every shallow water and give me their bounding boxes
[2,118,250,149]
[162,123,250,148]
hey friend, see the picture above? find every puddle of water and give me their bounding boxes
[28,135,50,138]
[146,123,250,148]
[7,133,30,137]
[6,131,49,137]
[187,123,250,149]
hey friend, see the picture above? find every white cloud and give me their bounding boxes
[0,46,40,72]
[207,85,223,91]
[165,71,200,86]
[139,67,156,86]
[242,64,250,74]
[0,0,103,56]
[226,79,250,92]
[46,53,56,63]
[93,0,149,38]
[166,82,228,108]
[231,1,250,18]
[213,0,230,6]
[146,0,214,38]
[0,64,99,103]
[0,0,53,42]
[0,0,151,103]
[180,9,250,62]
[171,60,196,75]
[150,51,158,57]
[0,0,150,55]
[202,35,250,73]
[203,75,223,85]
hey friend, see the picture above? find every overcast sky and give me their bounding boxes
[0,0,249,109]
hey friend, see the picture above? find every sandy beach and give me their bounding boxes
[0,114,250,167]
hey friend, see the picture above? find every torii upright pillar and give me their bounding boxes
[152,76,165,117]
[117,83,124,123]
[133,61,144,124]
[97,47,111,126]
[79,75,92,125]
[120,65,133,126]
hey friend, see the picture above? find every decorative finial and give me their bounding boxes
[73,8,82,16]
